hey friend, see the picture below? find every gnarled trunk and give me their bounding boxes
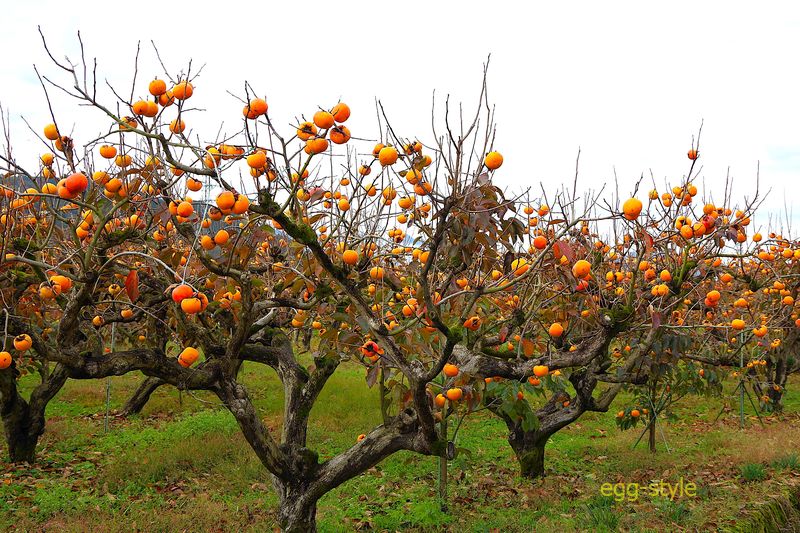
[3,402,39,463]
[493,359,622,480]
[1,364,69,463]
[226,337,444,532]
[120,376,164,416]
[275,480,318,532]
[508,428,548,479]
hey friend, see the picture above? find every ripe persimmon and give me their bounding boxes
[232,195,250,214]
[171,284,194,303]
[331,102,350,122]
[169,119,186,134]
[445,388,463,401]
[99,144,117,159]
[296,121,317,140]
[511,258,529,276]
[186,177,203,191]
[214,229,230,245]
[443,363,459,378]
[305,137,329,155]
[159,91,175,107]
[463,316,482,331]
[247,151,267,169]
[244,98,268,118]
[13,334,32,351]
[572,259,591,279]
[622,198,643,220]
[181,297,203,314]
[50,275,72,291]
[313,110,335,129]
[148,79,167,96]
[179,346,200,366]
[343,249,359,266]
[378,146,398,166]
[176,201,194,217]
[369,266,384,280]
[64,173,88,194]
[330,126,351,145]
[533,365,549,377]
[132,100,149,115]
[216,191,236,211]
[43,123,59,141]
[172,81,194,100]
[484,151,503,170]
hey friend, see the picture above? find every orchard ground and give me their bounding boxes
[1,360,798,532]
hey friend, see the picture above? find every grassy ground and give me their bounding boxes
[1,363,798,532]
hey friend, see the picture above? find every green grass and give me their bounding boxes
[772,453,799,471]
[740,463,768,483]
[2,366,799,531]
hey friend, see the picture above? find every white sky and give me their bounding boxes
[2,1,799,231]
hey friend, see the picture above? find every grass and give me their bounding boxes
[1,365,799,531]
[740,463,768,483]
[772,453,799,471]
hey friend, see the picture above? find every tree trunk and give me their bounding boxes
[767,386,784,412]
[120,377,164,416]
[275,481,318,532]
[509,428,548,479]
[6,425,38,463]
[1,363,69,464]
[1,396,43,463]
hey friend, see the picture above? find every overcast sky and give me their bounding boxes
[2,1,799,231]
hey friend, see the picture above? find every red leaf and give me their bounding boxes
[553,240,575,262]
[499,326,509,343]
[652,311,662,328]
[636,229,655,253]
[522,338,535,357]
[125,270,140,302]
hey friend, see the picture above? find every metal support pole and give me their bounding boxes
[739,334,745,429]
[105,323,116,433]
[438,410,448,512]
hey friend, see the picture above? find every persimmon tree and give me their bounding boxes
[615,346,724,453]
[444,159,764,475]
[744,233,800,412]
[0,40,583,530]
[683,230,800,414]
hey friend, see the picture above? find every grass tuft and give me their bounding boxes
[740,462,767,483]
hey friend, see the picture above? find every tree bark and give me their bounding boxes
[510,430,547,479]
[3,401,38,463]
[0,364,68,463]
[275,481,318,532]
[120,376,164,416]
[490,349,622,480]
